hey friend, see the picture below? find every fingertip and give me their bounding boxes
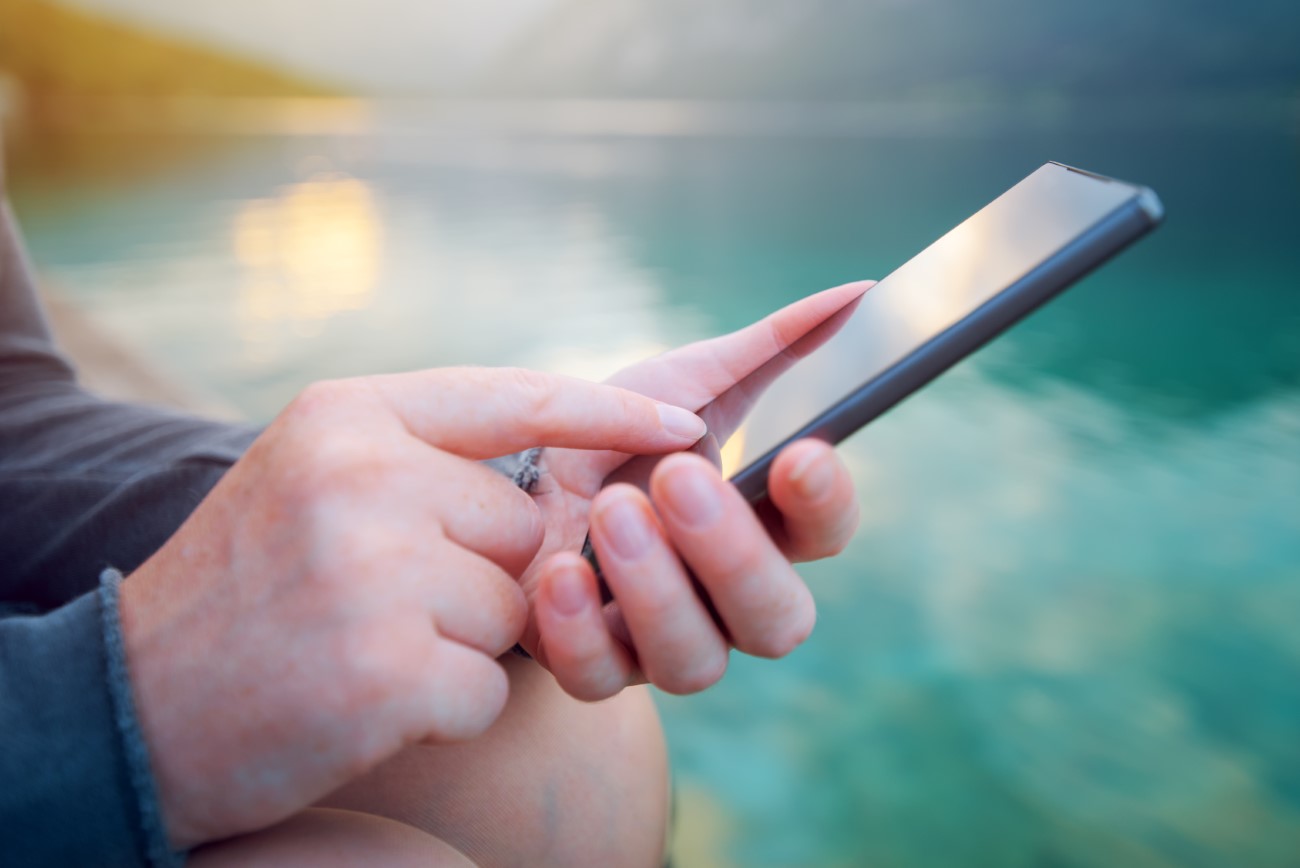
[649,451,728,532]
[650,648,730,696]
[770,439,859,561]
[540,552,598,619]
[536,554,634,702]
[655,403,708,444]
[749,584,818,659]
[775,439,838,504]
[590,483,661,564]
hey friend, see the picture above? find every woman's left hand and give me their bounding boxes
[517,282,870,700]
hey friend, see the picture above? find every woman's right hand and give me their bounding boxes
[119,367,706,851]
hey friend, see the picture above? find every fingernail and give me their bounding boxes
[598,496,652,561]
[549,566,589,617]
[790,448,835,501]
[660,462,722,529]
[657,404,707,442]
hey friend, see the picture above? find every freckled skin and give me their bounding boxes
[122,369,702,850]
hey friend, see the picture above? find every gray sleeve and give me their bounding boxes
[0,199,259,605]
[0,582,174,866]
[0,199,256,864]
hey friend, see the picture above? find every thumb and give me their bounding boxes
[367,366,707,458]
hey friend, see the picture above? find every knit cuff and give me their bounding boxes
[99,568,187,868]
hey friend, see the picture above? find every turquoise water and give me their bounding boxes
[11,100,1300,865]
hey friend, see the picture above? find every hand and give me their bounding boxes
[514,281,871,700]
[119,368,706,849]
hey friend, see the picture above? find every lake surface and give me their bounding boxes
[10,99,1300,866]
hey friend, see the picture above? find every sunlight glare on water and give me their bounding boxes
[232,171,383,346]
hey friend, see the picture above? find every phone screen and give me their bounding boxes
[712,163,1159,488]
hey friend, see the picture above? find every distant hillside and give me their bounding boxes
[0,0,331,106]
[476,0,1300,99]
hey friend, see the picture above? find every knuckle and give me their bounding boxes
[299,427,390,492]
[502,367,557,417]
[341,628,391,683]
[708,547,767,593]
[472,478,545,577]
[628,582,688,626]
[337,619,420,699]
[509,490,546,561]
[616,386,650,424]
[275,387,392,498]
[286,378,349,422]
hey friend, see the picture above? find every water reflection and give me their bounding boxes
[233,171,381,346]
[12,108,1300,868]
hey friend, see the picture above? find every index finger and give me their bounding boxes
[367,366,707,458]
[605,280,874,407]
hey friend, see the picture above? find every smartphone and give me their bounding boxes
[585,162,1161,594]
[722,161,1162,501]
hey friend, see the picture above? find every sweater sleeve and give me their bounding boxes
[0,199,259,607]
[0,199,256,863]
[0,584,174,866]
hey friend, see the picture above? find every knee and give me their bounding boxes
[322,656,671,867]
[495,656,672,866]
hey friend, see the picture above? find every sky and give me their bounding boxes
[60,0,563,91]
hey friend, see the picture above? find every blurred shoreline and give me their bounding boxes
[39,279,241,418]
[5,92,1298,139]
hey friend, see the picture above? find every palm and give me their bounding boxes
[515,282,869,644]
